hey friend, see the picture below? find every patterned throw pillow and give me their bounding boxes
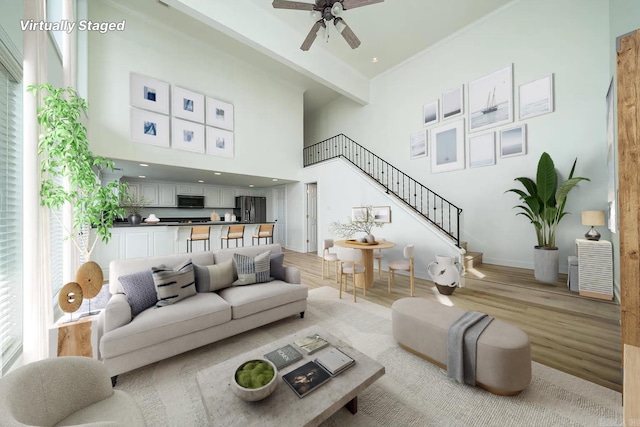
[152,259,197,307]
[270,253,286,281]
[232,251,271,286]
[119,268,159,317]
[193,259,235,292]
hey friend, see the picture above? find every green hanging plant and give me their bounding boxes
[28,83,127,260]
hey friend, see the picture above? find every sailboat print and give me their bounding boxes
[481,87,498,114]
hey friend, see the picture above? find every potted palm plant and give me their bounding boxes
[505,152,589,283]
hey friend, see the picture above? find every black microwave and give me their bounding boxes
[177,195,205,209]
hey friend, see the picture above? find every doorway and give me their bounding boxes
[306,183,317,253]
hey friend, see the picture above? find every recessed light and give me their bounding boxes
[138,175,146,178]
[198,180,204,183]
[139,163,149,167]
[249,184,254,188]
[214,172,222,175]
[371,57,378,63]
[272,178,278,182]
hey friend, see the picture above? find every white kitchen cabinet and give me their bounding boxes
[140,183,159,206]
[220,187,236,208]
[123,183,139,203]
[176,184,204,195]
[204,187,221,207]
[159,184,176,206]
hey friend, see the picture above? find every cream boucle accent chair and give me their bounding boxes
[0,356,145,426]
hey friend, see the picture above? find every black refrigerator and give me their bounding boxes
[235,196,266,223]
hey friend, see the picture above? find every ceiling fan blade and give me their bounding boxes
[300,20,325,51]
[272,0,315,11]
[334,18,361,49]
[340,0,384,10]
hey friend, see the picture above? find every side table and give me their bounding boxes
[48,311,102,359]
[575,239,613,300]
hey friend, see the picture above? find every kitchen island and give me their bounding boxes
[92,221,275,280]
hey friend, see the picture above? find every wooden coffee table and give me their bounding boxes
[196,326,385,426]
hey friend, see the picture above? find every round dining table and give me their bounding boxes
[334,239,396,289]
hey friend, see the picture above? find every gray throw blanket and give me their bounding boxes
[447,311,494,386]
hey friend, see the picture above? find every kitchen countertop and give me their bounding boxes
[112,221,274,227]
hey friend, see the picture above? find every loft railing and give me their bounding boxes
[303,134,463,247]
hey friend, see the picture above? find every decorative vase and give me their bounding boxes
[533,246,559,283]
[365,234,375,243]
[128,213,142,225]
[427,255,464,295]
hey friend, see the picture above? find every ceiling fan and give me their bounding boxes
[272,0,384,51]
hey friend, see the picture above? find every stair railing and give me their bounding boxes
[303,134,463,247]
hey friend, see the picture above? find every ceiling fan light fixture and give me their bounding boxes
[331,2,343,17]
[310,10,321,20]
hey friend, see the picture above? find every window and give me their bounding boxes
[0,61,23,374]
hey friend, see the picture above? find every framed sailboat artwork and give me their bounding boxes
[468,64,513,133]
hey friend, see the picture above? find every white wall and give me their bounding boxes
[305,0,610,273]
[87,0,304,182]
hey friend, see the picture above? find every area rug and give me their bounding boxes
[115,286,622,426]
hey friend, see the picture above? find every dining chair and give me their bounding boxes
[187,225,210,252]
[372,237,386,278]
[220,225,245,248]
[322,239,339,280]
[388,244,415,296]
[252,224,274,245]
[336,246,366,302]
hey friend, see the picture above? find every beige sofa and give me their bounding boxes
[99,243,307,382]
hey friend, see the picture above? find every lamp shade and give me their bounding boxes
[581,210,605,226]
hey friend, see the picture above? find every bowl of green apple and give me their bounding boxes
[232,359,278,401]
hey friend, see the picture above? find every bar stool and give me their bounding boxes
[252,224,274,245]
[220,225,245,248]
[187,226,210,252]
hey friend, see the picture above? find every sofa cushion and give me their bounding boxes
[119,268,159,317]
[152,259,197,307]
[213,243,282,265]
[100,293,231,358]
[270,253,286,281]
[194,259,234,292]
[233,251,271,286]
[217,281,308,319]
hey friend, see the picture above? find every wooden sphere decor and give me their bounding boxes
[75,261,103,299]
[58,281,83,313]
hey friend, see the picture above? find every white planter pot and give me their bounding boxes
[534,246,559,283]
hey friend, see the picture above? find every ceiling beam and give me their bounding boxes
[164,0,370,105]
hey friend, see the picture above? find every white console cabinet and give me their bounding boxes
[575,239,613,300]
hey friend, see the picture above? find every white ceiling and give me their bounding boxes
[249,0,514,79]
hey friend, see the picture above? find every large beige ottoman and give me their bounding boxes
[391,298,531,395]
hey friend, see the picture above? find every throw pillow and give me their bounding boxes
[233,251,271,286]
[152,259,197,307]
[119,268,159,317]
[193,259,235,292]
[270,253,286,281]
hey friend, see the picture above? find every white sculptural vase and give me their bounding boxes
[427,255,465,295]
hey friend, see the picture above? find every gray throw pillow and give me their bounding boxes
[270,253,286,281]
[119,269,159,317]
[194,259,235,292]
[233,251,271,286]
[152,259,197,307]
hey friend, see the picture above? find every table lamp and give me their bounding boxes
[581,210,605,241]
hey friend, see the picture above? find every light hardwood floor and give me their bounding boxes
[283,250,622,392]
